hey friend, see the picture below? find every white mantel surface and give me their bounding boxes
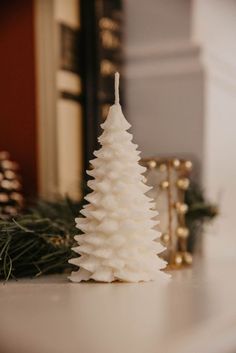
[1,259,236,353]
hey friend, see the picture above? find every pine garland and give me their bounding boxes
[0,183,218,281]
[0,198,82,280]
[185,182,218,251]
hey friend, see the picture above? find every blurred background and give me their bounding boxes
[0,0,235,258]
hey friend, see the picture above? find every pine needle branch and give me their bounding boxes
[0,198,82,281]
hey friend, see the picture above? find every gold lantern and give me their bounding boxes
[142,157,193,269]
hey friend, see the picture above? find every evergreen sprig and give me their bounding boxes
[185,182,218,251]
[0,198,82,280]
[0,183,218,281]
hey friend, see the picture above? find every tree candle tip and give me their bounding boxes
[115,72,120,105]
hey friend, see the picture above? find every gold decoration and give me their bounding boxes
[175,202,188,214]
[172,159,181,169]
[1,180,12,189]
[0,193,9,202]
[99,17,119,31]
[4,170,16,180]
[174,253,183,266]
[177,178,190,190]
[161,233,170,245]
[141,157,193,269]
[160,180,169,189]
[100,30,120,50]
[11,192,24,203]
[1,160,18,170]
[183,252,193,265]
[185,160,193,170]
[176,227,189,239]
[100,59,117,76]
[147,160,157,169]
[0,151,24,218]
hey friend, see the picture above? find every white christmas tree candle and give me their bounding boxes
[69,73,170,283]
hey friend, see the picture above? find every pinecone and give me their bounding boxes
[0,151,24,218]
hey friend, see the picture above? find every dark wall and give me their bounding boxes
[0,0,38,196]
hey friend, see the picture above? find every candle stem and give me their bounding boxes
[115,72,120,105]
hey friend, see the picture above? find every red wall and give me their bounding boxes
[0,0,38,196]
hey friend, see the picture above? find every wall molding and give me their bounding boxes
[204,49,236,92]
[125,40,203,79]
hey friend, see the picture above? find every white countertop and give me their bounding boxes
[1,258,236,353]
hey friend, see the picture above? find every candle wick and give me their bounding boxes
[115,72,120,105]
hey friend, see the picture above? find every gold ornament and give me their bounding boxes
[141,156,194,269]
[175,202,188,214]
[1,180,12,190]
[160,180,169,189]
[0,193,9,202]
[172,159,180,169]
[147,160,157,169]
[185,160,193,170]
[174,253,183,266]
[183,252,193,265]
[11,192,24,203]
[177,178,190,190]
[0,151,24,218]
[161,233,170,244]
[176,227,189,238]
[1,160,18,170]
[4,170,16,180]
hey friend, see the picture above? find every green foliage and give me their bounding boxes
[185,182,218,251]
[0,198,82,280]
[185,181,218,223]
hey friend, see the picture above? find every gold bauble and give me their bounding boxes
[161,233,170,244]
[0,151,24,218]
[160,180,169,189]
[0,193,9,202]
[175,202,188,214]
[11,192,24,203]
[147,160,157,169]
[172,159,181,169]
[176,226,189,238]
[4,170,16,180]
[174,253,183,266]
[185,160,193,170]
[2,160,18,170]
[1,180,12,190]
[177,178,190,190]
[183,252,193,265]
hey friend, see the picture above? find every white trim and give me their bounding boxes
[34,0,58,199]
[125,40,202,79]
[126,40,200,60]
